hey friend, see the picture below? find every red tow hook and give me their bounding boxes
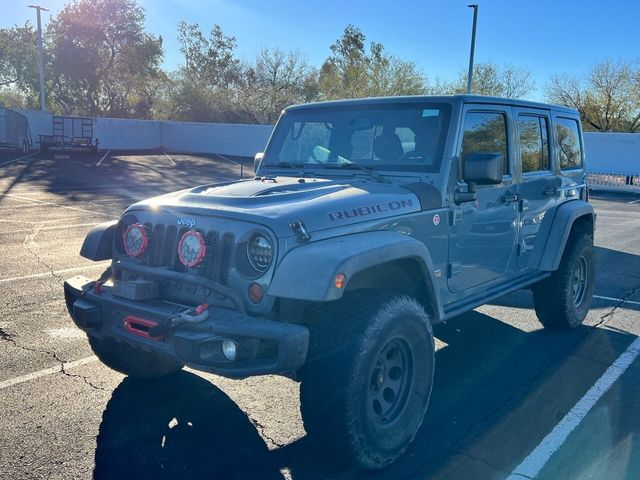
[123,316,164,341]
[195,303,209,315]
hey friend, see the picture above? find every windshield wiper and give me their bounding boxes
[325,162,390,183]
[266,161,307,177]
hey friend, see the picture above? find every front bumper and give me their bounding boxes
[64,275,309,378]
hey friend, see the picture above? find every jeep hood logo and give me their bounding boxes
[177,216,196,228]
[328,199,413,221]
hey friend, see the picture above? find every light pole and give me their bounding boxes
[27,4,49,111]
[466,4,478,95]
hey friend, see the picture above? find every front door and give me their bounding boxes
[448,107,519,292]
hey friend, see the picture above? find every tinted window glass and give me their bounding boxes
[519,115,550,173]
[461,112,509,174]
[556,117,582,169]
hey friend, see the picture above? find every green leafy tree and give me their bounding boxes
[0,22,40,107]
[319,25,427,100]
[46,0,164,117]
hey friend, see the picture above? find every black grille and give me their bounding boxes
[142,223,233,285]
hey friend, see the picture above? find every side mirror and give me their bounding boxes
[455,153,504,204]
[254,152,264,174]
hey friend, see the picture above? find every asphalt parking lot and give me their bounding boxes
[1,150,639,480]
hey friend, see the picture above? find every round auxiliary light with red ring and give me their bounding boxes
[123,223,148,257]
[178,230,206,268]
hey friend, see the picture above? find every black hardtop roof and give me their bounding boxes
[285,95,578,116]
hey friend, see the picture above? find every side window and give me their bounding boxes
[556,117,582,169]
[519,115,550,173]
[461,112,509,175]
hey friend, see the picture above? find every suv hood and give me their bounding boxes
[131,176,431,237]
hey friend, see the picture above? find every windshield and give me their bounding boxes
[264,102,452,173]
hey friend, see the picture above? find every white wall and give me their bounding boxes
[584,132,640,174]
[16,109,273,157]
[161,120,272,157]
[16,109,52,147]
[94,117,162,150]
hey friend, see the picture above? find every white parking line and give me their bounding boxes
[593,295,640,307]
[96,149,111,166]
[0,193,116,217]
[0,356,98,390]
[0,264,107,284]
[163,151,177,167]
[0,151,40,166]
[507,336,640,479]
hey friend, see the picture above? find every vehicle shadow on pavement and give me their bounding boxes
[93,312,638,480]
[93,371,285,480]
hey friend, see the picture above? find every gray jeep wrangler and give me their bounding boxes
[64,95,595,469]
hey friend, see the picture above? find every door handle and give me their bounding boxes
[503,192,521,204]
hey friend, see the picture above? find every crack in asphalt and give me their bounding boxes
[0,326,107,392]
[402,285,639,479]
[248,417,287,449]
[23,225,64,281]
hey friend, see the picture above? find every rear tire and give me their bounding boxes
[88,335,183,379]
[299,291,435,470]
[533,232,595,329]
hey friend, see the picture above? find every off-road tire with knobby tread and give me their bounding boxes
[299,290,435,470]
[88,335,184,379]
[533,232,595,329]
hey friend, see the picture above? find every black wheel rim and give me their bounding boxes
[367,337,414,427]
[572,255,588,307]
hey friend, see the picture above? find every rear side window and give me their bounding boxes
[556,117,582,169]
[461,112,509,175]
[519,115,550,173]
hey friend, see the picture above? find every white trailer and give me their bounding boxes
[0,107,31,153]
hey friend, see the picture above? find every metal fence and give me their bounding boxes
[588,172,640,192]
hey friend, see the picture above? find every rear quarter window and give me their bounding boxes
[556,117,583,169]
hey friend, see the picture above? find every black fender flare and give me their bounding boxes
[268,231,444,322]
[530,200,595,271]
[80,220,117,261]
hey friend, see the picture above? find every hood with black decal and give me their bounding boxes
[128,176,441,238]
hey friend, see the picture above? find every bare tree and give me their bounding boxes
[240,48,318,124]
[546,60,639,132]
[453,61,535,98]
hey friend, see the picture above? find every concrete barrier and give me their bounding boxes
[16,109,273,157]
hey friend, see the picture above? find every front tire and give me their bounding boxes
[300,291,435,470]
[533,232,595,329]
[88,335,183,379]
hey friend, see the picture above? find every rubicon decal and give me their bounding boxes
[328,199,413,221]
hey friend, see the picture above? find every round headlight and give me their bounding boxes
[178,231,206,268]
[247,233,273,272]
[123,223,148,257]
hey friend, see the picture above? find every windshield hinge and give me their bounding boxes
[289,220,311,243]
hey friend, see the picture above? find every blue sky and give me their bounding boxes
[4,0,638,99]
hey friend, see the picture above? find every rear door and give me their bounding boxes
[447,106,519,292]
[514,108,559,269]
